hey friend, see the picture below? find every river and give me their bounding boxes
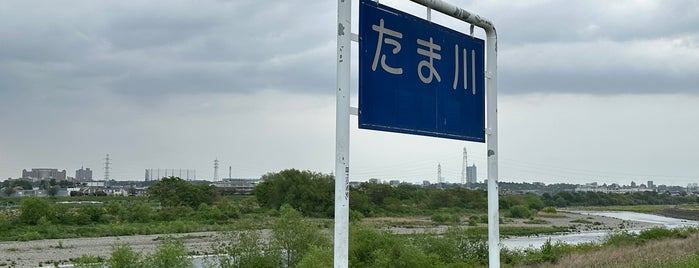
[502,211,699,250]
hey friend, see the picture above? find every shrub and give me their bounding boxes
[431,212,460,224]
[638,227,681,241]
[603,230,637,246]
[108,242,141,268]
[349,209,364,222]
[273,204,329,267]
[541,207,557,214]
[508,205,533,219]
[71,254,105,268]
[141,237,192,268]
[20,198,52,225]
[468,215,479,226]
[211,230,279,268]
[296,245,333,268]
[349,225,441,267]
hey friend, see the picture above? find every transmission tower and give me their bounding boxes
[213,158,219,181]
[461,147,467,185]
[104,154,111,181]
[437,163,443,189]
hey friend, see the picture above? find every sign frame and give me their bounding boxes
[334,0,499,267]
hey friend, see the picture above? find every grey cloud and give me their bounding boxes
[0,0,337,104]
[3,0,699,104]
[480,0,699,44]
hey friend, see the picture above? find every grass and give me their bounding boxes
[569,218,593,224]
[536,212,568,218]
[535,232,699,267]
[0,213,276,242]
[523,219,550,224]
[580,204,672,213]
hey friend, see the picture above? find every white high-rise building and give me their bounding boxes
[466,164,477,184]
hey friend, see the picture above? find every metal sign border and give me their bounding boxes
[334,0,499,267]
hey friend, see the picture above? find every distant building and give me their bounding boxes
[349,181,363,188]
[647,180,654,189]
[466,164,477,183]
[22,168,66,181]
[75,167,92,181]
[212,178,260,195]
[145,169,196,181]
[389,180,401,186]
[86,181,106,187]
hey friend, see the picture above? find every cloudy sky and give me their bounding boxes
[1,0,698,186]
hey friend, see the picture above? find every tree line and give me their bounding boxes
[254,169,698,218]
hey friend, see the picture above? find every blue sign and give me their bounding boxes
[359,0,485,142]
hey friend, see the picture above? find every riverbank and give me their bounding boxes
[658,207,699,221]
[0,211,675,267]
[0,232,222,267]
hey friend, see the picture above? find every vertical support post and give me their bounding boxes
[334,0,351,267]
[485,28,499,268]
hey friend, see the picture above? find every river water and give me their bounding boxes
[502,211,699,250]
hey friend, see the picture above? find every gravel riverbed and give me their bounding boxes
[0,232,221,267]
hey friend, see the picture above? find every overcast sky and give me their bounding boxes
[1,0,698,186]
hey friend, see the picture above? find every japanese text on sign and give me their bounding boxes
[358,0,486,142]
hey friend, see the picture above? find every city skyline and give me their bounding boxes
[1,0,698,186]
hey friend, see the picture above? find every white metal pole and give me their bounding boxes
[334,0,351,267]
[407,1,499,266]
[485,27,499,268]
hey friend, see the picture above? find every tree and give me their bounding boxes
[148,177,218,208]
[255,169,334,217]
[3,186,15,196]
[3,179,32,191]
[272,204,329,267]
[20,197,53,225]
[47,186,60,197]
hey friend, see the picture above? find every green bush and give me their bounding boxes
[349,225,441,267]
[541,207,557,213]
[211,230,280,268]
[108,242,141,268]
[431,212,460,224]
[296,245,333,268]
[19,231,42,241]
[638,226,683,241]
[468,215,479,226]
[508,205,533,219]
[273,204,329,267]
[349,209,364,222]
[141,237,192,268]
[20,198,52,225]
[122,202,152,223]
[603,230,637,246]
